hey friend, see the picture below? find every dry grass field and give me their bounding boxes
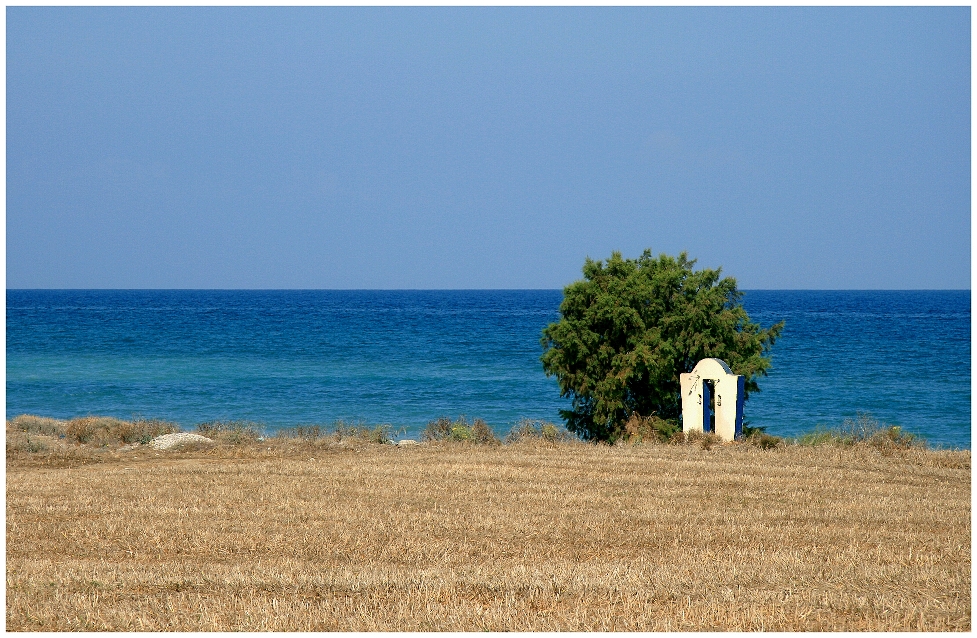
[6,416,971,631]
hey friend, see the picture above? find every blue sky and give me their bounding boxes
[7,7,971,289]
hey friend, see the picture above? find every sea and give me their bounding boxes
[5,289,971,449]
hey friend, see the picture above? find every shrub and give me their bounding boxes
[113,420,142,444]
[796,428,837,447]
[275,425,325,440]
[64,417,97,444]
[745,431,783,450]
[863,423,921,454]
[116,418,180,444]
[795,414,924,453]
[195,421,263,445]
[422,417,453,441]
[333,421,393,444]
[621,413,681,444]
[505,419,576,444]
[24,435,46,454]
[684,429,722,450]
[9,415,67,438]
[842,413,922,451]
[470,418,501,445]
[541,249,783,442]
[6,431,48,454]
[65,416,132,445]
[364,424,394,444]
[422,416,500,444]
[12,414,179,447]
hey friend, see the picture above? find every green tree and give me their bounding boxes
[540,250,784,442]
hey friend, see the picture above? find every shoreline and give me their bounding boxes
[7,412,971,454]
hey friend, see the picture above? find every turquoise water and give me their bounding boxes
[6,289,971,448]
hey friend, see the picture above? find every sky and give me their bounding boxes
[6,7,971,290]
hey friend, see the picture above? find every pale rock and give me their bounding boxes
[148,432,214,450]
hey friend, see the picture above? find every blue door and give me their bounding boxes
[702,380,712,433]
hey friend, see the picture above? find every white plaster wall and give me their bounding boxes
[712,374,737,441]
[680,358,743,442]
[679,371,704,433]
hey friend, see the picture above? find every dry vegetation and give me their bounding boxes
[6,415,971,631]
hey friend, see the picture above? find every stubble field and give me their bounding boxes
[6,426,971,631]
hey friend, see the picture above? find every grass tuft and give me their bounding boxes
[744,431,784,450]
[505,418,576,444]
[9,414,67,438]
[65,416,117,444]
[333,420,395,444]
[422,416,500,444]
[620,413,682,444]
[6,430,49,454]
[195,420,264,445]
[275,424,325,441]
[683,429,722,450]
[795,413,924,454]
[53,416,182,446]
[118,418,181,444]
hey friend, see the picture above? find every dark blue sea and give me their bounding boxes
[6,289,971,449]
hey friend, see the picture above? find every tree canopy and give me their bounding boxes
[540,250,784,442]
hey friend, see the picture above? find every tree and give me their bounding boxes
[540,249,783,442]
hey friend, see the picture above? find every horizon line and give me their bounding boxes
[6,287,972,292]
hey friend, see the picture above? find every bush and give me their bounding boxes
[745,431,783,450]
[274,422,380,443]
[117,418,180,444]
[9,415,67,438]
[10,414,180,447]
[113,420,142,444]
[333,421,394,444]
[65,417,100,444]
[6,430,48,454]
[275,425,325,441]
[24,435,47,454]
[65,416,137,445]
[795,414,924,453]
[621,413,681,444]
[470,418,501,445]
[422,416,500,444]
[684,429,722,450]
[505,419,576,444]
[868,424,920,453]
[422,416,452,441]
[541,249,783,442]
[195,420,263,445]
[796,428,837,447]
